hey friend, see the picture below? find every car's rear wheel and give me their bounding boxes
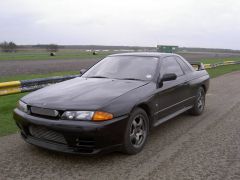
[189,87,206,115]
[123,108,149,155]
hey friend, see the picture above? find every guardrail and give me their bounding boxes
[202,60,240,69]
[0,60,240,96]
[0,75,79,96]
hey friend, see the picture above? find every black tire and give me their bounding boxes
[189,87,206,115]
[122,108,149,155]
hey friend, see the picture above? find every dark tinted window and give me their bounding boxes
[175,56,192,73]
[161,57,184,77]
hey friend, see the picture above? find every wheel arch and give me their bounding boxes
[132,103,153,128]
[201,84,206,93]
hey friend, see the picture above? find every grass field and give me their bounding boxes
[1,50,240,64]
[0,93,26,136]
[0,51,111,61]
[1,64,240,137]
[206,64,240,78]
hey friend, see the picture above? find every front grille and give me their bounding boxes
[30,106,59,118]
[29,125,67,144]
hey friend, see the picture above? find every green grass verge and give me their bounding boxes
[0,51,111,61]
[0,71,78,82]
[1,65,240,137]
[207,64,240,78]
[0,93,26,136]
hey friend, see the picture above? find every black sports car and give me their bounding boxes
[14,53,210,155]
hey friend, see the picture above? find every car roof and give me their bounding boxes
[108,52,178,58]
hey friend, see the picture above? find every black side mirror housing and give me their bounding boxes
[158,73,177,88]
[80,69,87,75]
[162,73,177,82]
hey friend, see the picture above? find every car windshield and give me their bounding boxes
[82,56,158,81]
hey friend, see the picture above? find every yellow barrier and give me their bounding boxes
[0,81,21,96]
[204,64,211,69]
[224,61,235,65]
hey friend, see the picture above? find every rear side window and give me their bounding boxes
[175,56,192,74]
[161,57,184,77]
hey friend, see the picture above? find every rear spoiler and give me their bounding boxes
[190,62,205,71]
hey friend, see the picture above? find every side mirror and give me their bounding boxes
[162,73,177,82]
[80,69,87,75]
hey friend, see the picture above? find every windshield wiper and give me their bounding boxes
[87,76,108,78]
[120,78,143,81]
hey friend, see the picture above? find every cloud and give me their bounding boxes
[0,0,240,49]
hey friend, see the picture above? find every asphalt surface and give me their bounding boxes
[0,71,240,180]
[0,59,99,76]
[1,52,240,76]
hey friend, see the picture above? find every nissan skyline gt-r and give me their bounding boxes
[13,52,210,155]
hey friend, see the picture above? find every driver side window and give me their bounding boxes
[161,57,184,77]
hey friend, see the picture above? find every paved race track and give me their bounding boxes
[0,59,99,76]
[0,72,240,180]
[1,52,240,76]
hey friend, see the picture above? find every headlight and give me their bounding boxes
[62,111,94,120]
[17,101,28,113]
[61,111,113,121]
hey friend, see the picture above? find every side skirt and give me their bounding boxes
[153,106,193,127]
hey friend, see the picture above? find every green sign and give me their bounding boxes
[157,45,178,53]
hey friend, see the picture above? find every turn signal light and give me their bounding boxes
[92,111,113,121]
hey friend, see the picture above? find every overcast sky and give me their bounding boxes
[1,0,240,49]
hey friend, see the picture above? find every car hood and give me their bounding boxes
[22,77,149,110]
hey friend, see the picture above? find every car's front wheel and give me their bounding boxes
[123,108,149,155]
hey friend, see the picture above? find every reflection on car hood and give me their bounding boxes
[22,77,149,110]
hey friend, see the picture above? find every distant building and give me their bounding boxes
[157,45,178,53]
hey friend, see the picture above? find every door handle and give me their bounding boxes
[177,81,189,87]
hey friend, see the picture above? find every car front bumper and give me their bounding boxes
[13,108,129,155]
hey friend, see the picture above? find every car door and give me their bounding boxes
[175,56,196,106]
[154,56,189,125]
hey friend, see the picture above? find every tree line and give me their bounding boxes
[0,42,59,52]
[0,41,18,52]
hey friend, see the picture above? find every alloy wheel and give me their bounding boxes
[130,115,147,148]
[197,90,205,112]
